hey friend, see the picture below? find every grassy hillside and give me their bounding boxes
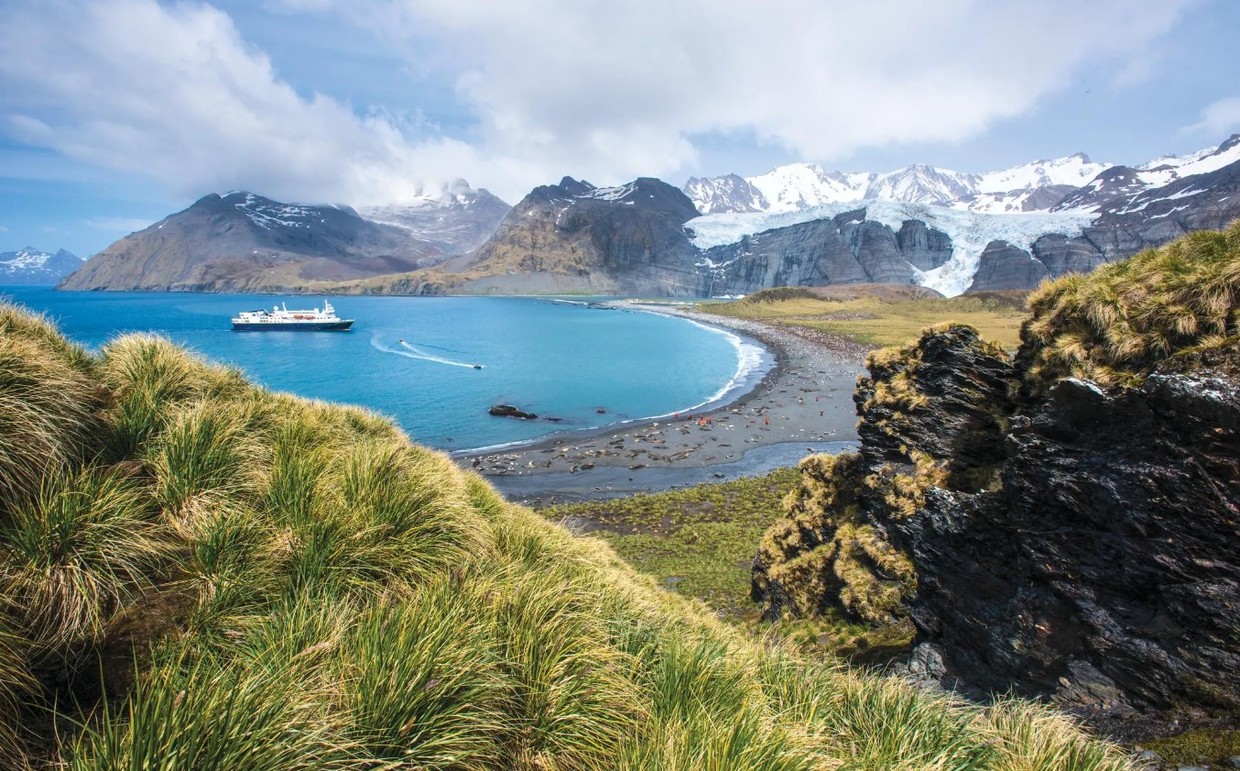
[0,302,1131,769]
[704,284,1030,349]
[1019,221,1240,391]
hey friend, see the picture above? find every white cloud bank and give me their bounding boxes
[1184,97,1240,137]
[2,0,1193,205]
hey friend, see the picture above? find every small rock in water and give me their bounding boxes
[488,404,537,420]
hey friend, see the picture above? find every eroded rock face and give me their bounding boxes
[855,325,1016,485]
[753,326,1017,623]
[753,325,1240,729]
[896,357,1240,721]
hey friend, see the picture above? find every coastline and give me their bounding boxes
[455,303,869,506]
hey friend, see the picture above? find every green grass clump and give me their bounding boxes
[1020,220,1240,390]
[1,465,169,651]
[0,303,1135,769]
[0,306,104,511]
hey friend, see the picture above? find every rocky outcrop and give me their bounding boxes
[901,353,1239,723]
[756,326,1240,731]
[966,241,1051,292]
[700,213,953,295]
[488,404,538,419]
[754,226,1240,732]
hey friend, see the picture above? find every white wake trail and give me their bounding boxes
[371,335,482,369]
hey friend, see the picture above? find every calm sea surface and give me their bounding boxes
[3,289,767,451]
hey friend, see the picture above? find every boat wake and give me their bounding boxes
[371,335,482,369]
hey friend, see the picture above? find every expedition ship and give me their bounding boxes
[231,300,353,331]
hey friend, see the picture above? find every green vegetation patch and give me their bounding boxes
[1020,220,1240,392]
[706,286,1030,349]
[542,469,799,621]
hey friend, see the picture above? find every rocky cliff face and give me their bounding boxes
[753,226,1240,734]
[699,212,954,295]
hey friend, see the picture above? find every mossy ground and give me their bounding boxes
[542,469,799,622]
[539,469,915,662]
[704,289,1030,349]
[1141,727,1240,769]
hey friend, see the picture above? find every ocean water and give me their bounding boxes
[3,289,768,451]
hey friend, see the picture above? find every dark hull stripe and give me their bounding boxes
[231,321,353,331]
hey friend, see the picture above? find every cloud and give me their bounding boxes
[2,0,1194,205]
[348,0,1191,174]
[0,0,492,203]
[1183,97,1240,137]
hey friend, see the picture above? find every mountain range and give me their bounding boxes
[0,247,83,285]
[48,134,1240,296]
[58,184,509,293]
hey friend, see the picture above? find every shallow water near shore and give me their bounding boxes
[3,288,766,451]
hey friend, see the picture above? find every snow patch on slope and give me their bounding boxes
[686,203,1096,297]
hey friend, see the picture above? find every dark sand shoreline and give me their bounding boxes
[454,303,869,505]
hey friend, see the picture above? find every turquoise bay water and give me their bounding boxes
[4,289,766,451]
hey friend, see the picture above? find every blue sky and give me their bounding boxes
[2,0,1239,258]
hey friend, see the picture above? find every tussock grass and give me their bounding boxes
[1020,220,1240,390]
[0,304,1134,769]
[0,324,103,512]
[0,465,168,651]
[98,334,249,458]
[342,579,506,767]
[68,650,358,770]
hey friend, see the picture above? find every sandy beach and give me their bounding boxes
[455,303,869,505]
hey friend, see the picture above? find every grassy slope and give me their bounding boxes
[539,470,915,664]
[0,302,1131,769]
[705,286,1030,350]
[542,469,801,623]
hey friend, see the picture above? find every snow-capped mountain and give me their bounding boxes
[359,179,510,254]
[1056,134,1240,213]
[686,153,1111,215]
[0,247,83,285]
[684,135,1240,297]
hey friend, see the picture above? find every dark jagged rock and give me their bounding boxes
[488,404,538,420]
[896,220,953,271]
[896,356,1240,725]
[855,326,1016,486]
[755,312,1240,734]
[966,240,1050,292]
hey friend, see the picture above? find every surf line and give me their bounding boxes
[377,336,483,369]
